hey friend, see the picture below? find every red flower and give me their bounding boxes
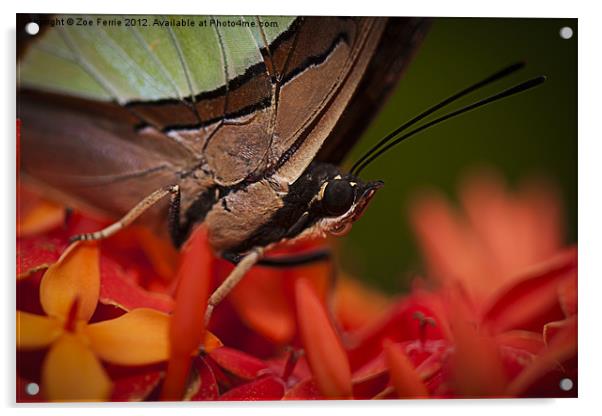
[17,169,577,401]
[409,171,565,304]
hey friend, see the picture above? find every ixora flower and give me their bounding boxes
[16,169,577,401]
[343,172,577,398]
[409,171,566,304]
[410,173,578,397]
[16,242,172,401]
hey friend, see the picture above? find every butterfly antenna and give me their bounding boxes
[353,76,546,176]
[350,61,526,175]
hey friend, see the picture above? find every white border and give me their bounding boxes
[3,1,600,415]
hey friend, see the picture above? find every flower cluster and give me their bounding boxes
[16,171,577,401]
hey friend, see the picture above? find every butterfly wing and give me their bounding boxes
[316,17,430,165]
[18,14,295,220]
[18,15,425,231]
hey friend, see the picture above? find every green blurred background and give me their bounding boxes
[338,17,577,294]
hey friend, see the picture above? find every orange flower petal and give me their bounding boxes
[229,265,296,344]
[163,226,211,400]
[333,276,393,331]
[295,278,352,399]
[460,172,541,285]
[448,289,507,397]
[18,198,65,238]
[16,311,62,349]
[42,333,112,401]
[85,308,170,365]
[169,226,212,355]
[409,191,491,300]
[40,242,100,323]
[132,227,179,280]
[227,243,331,345]
[383,340,428,398]
[203,331,223,353]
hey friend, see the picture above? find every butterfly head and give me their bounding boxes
[288,163,383,240]
[313,174,383,237]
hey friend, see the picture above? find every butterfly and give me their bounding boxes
[18,15,430,320]
[17,14,543,322]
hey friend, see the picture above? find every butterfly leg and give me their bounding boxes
[205,247,265,326]
[71,185,180,242]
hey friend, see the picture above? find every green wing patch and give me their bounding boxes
[19,15,296,103]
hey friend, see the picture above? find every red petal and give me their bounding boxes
[482,248,577,333]
[558,274,577,317]
[265,352,312,389]
[203,355,233,388]
[99,256,174,313]
[295,278,352,399]
[352,353,387,384]
[161,226,212,400]
[347,290,449,370]
[219,376,285,401]
[352,370,389,399]
[284,378,322,400]
[543,317,577,346]
[111,370,163,401]
[208,347,270,380]
[187,356,219,401]
[507,317,577,397]
[17,236,68,279]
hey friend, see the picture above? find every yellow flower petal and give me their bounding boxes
[40,242,100,323]
[85,308,169,365]
[16,311,62,349]
[42,333,112,401]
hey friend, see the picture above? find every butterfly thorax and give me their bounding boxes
[202,162,382,257]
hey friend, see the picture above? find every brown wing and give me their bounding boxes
[18,16,420,229]
[316,17,430,165]
[266,17,389,184]
[18,89,197,222]
[121,17,397,187]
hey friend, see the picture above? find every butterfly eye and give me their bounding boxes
[322,180,355,217]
